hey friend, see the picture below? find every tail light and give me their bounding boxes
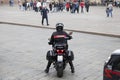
[104,68,112,79]
[104,68,120,79]
[56,50,64,54]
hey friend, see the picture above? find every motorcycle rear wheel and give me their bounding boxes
[57,63,63,77]
[57,67,63,77]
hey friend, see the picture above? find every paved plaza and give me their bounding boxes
[0,5,120,80]
[0,5,120,37]
[0,24,120,80]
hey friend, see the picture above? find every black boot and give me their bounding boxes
[44,61,52,73]
[71,66,75,73]
[45,68,49,73]
[69,61,75,73]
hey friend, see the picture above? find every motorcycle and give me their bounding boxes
[47,32,74,77]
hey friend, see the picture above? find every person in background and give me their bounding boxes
[18,0,22,10]
[41,6,49,26]
[66,2,70,12]
[9,0,14,6]
[74,1,79,13]
[106,7,109,17]
[107,2,113,17]
[36,0,42,12]
[22,1,27,11]
[80,0,85,13]
[30,0,33,10]
[85,1,90,12]
[49,2,52,11]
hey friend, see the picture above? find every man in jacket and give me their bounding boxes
[41,6,49,26]
[45,23,75,73]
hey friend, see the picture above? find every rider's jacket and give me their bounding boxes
[49,31,72,45]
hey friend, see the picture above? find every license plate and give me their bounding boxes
[57,56,63,62]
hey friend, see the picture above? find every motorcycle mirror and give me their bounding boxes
[68,32,73,35]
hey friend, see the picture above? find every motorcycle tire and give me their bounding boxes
[57,62,63,77]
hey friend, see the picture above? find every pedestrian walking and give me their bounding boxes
[49,2,53,11]
[33,1,37,12]
[22,1,27,11]
[30,0,33,10]
[9,0,14,6]
[66,2,70,12]
[71,3,75,13]
[85,1,90,12]
[36,1,42,12]
[106,7,109,17]
[106,2,113,17]
[27,2,30,11]
[59,3,64,11]
[70,2,73,12]
[80,0,85,13]
[52,2,57,12]
[74,1,79,13]
[41,6,49,26]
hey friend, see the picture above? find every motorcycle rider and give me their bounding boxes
[45,23,75,73]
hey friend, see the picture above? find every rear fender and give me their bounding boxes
[57,62,63,70]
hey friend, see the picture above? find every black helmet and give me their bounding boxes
[56,23,64,31]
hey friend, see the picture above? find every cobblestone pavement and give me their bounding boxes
[0,24,120,80]
[0,5,120,37]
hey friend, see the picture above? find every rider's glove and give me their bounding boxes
[69,36,72,39]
